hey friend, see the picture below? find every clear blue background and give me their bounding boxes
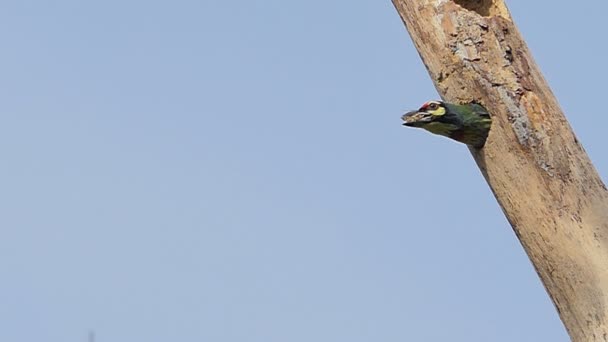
[1,1,605,341]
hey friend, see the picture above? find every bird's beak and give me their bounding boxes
[402,110,433,127]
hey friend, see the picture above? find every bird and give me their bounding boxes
[401,100,492,148]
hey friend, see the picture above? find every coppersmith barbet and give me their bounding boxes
[402,101,492,148]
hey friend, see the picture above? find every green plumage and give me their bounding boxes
[402,101,492,148]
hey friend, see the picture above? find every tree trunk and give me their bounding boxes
[391,1,608,341]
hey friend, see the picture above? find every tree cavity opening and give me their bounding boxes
[453,0,507,18]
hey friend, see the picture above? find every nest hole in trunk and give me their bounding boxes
[453,0,497,17]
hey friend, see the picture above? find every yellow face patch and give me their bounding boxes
[429,106,446,116]
[421,101,446,116]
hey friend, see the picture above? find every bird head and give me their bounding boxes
[401,100,462,139]
[402,100,448,127]
[401,100,491,147]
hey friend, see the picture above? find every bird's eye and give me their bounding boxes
[428,103,438,110]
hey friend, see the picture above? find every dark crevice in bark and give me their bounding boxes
[453,0,492,16]
[452,0,507,19]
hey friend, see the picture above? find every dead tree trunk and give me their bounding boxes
[391,1,608,341]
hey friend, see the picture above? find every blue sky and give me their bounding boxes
[1,1,606,341]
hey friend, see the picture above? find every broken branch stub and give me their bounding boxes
[392,0,608,341]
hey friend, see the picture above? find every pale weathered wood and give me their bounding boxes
[391,1,608,341]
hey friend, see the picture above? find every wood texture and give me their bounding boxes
[391,1,608,340]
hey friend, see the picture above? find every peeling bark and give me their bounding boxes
[392,1,608,341]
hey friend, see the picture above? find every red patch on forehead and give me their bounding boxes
[420,101,440,110]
